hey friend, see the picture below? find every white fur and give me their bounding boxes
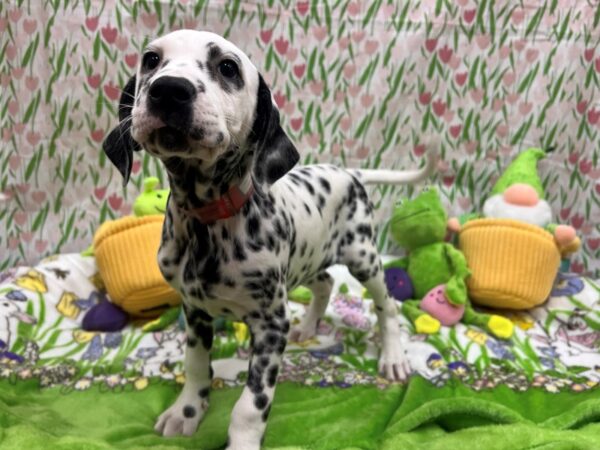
[483,193,552,227]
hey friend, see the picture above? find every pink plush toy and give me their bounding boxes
[420,284,465,326]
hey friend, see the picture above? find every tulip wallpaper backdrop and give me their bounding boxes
[1,0,599,276]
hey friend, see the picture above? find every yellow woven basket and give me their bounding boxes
[94,215,180,318]
[458,218,560,310]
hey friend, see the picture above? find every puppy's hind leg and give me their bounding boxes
[289,272,333,342]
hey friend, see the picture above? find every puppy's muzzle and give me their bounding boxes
[148,76,197,148]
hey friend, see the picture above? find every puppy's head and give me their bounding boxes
[103,30,298,186]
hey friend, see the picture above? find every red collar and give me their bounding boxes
[181,177,254,224]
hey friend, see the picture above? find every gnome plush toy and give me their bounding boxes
[449,148,580,256]
[448,148,581,310]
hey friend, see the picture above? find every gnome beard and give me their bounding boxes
[483,193,552,227]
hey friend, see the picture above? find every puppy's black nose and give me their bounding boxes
[148,76,196,112]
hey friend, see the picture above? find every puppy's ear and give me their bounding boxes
[102,76,141,185]
[251,74,299,185]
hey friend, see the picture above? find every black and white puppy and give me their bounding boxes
[103,30,435,449]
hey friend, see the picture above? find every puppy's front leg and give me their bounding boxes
[227,302,289,449]
[155,305,213,437]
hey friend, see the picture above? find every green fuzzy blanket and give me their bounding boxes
[3,378,600,449]
[1,254,600,449]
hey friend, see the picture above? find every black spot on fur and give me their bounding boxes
[199,387,210,398]
[183,405,196,418]
[267,365,278,387]
[254,393,268,410]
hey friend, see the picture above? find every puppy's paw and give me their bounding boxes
[155,397,207,437]
[378,345,411,382]
[289,323,316,343]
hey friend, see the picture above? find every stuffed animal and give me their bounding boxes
[386,188,514,339]
[83,177,179,331]
[448,148,581,310]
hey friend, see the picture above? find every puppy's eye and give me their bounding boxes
[142,52,160,71]
[218,59,239,78]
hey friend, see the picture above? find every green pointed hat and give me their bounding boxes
[490,148,546,198]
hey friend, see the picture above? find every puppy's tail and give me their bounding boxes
[350,141,439,186]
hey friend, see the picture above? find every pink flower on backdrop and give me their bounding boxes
[455,72,467,86]
[444,110,455,123]
[6,44,17,61]
[312,26,327,41]
[94,187,106,201]
[512,8,525,25]
[0,17,8,32]
[23,18,36,34]
[464,141,478,155]
[274,37,289,55]
[115,35,128,52]
[356,145,369,159]
[35,240,48,254]
[91,129,104,143]
[351,30,365,43]
[338,37,350,50]
[12,68,24,79]
[26,131,41,147]
[309,81,323,96]
[344,138,357,149]
[448,55,461,70]
[283,102,295,115]
[306,133,321,147]
[25,76,38,91]
[260,30,272,44]
[31,191,46,204]
[348,84,361,97]
[101,25,118,44]
[132,160,141,174]
[343,63,356,79]
[584,48,595,62]
[296,1,309,16]
[340,117,352,132]
[291,64,305,79]
[21,232,34,243]
[141,12,158,29]
[438,45,453,63]
[475,34,490,50]
[9,8,22,23]
[8,155,20,172]
[290,117,303,131]
[347,1,361,16]
[425,38,437,52]
[449,124,462,139]
[463,9,476,24]
[108,194,123,211]
[286,48,298,62]
[104,83,121,101]
[274,91,286,109]
[14,211,27,226]
[85,16,99,31]
[414,144,426,157]
[87,74,101,89]
[331,142,342,157]
[432,100,446,116]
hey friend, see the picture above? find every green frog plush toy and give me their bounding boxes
[386,188,514,339]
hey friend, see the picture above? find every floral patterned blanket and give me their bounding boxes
[0,253,599,395]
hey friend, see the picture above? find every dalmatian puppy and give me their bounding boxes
[103,30,436,449]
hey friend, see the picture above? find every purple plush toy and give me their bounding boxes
[384,267,414,302]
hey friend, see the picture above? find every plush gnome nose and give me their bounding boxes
[503,183,539,206]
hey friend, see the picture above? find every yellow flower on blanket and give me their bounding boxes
[506,312,534,331]
[175,373,186,385]
[134,377,149,390]
[16,270,48,293]
[465,328,488,345]
[57,291,80,319]
[233,322,249,343]
[72,330,96,343]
